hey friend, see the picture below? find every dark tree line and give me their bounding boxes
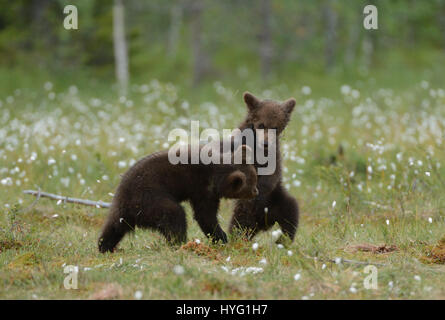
[0,0,444,86]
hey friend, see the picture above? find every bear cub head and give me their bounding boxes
[240,92,296,150]
[219,145,258,199]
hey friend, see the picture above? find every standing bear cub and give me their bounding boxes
[229,92,299,243]
[98,145,258,253]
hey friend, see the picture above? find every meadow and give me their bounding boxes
[1,71,444,299]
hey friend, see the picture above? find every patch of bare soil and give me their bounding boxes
[180,241,222,261]
[89,283,123,300]
[421,237,445,264]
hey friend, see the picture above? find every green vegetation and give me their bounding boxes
[0,76,444,299]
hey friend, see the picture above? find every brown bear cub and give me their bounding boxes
[98,145,258,253]
[229,92,299,243]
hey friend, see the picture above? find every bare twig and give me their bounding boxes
[23,189,111,208]
[21,187,41,212]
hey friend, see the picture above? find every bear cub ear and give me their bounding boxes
[243,92,261,111]
[225,170,247,195]
[282,98,296,115]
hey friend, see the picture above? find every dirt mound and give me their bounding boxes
[421,237,445,264]
[180,241,222,261]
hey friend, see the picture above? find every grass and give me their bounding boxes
[0,71,445,299]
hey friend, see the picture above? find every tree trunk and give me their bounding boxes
[361,0,378,71]
[167,4,183,57]
[345,8,361,66]
[113,0,129,96]
[189,0,210,86]
[361,35,374,72]
[438,3,445,50]
[323,0,337,71]
[259,0,273,77]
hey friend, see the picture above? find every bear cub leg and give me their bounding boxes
[138,197,188,245]
[191,199,227,243]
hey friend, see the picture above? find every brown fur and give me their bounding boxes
[229,92,299,243]
[98,146,258,253]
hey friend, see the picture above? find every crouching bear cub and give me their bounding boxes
[229,92,299,244]
[98,145,258,253]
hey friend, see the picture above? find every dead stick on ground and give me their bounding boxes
[23,189,111,208]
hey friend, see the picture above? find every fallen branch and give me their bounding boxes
[23,189,111,208]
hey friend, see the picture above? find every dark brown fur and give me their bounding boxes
[98,146,258,253]
[229,92,299,243]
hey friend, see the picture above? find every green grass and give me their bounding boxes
[0,72,445,299]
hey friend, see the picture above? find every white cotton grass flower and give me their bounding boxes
[134,291,143,300]
[252,243,259,251]
[386,219,390,225]
[349,287,358,294]
[301,86,311,95]
[277,244,284,249]
[287,250,293,256]
[271,229,282,240]
[425,171,430,177]
[334,257,342,264]
[351,89,360,99]
[44,82,53,91]
[194,239,201,244]
[173,265,185,275]
[414,275,421,281]
[245,267,263,274]
[332,200,336,208]
[1,177,13,186]
[321,264,326,270]
[47,158,56,165]
[226,256,231,262]
[222,266,263,276]
[69,85,78,95]
[294,273,301,281]
[259,258,267,265]
[341,85,351,95]
[428,217,433,223]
